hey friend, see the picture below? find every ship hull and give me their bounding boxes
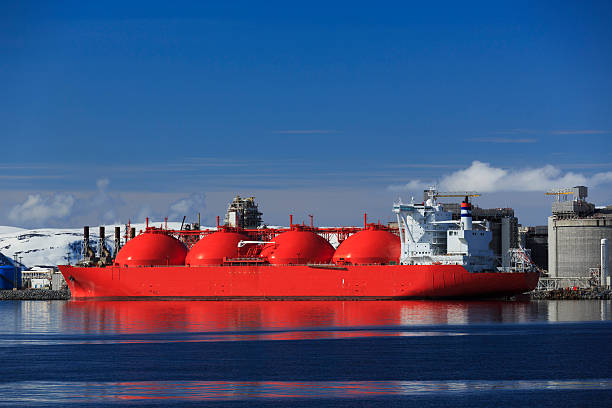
[59,264,539,299]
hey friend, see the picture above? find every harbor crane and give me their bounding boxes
[545,188,575,202]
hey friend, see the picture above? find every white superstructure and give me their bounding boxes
[393,188,497,272]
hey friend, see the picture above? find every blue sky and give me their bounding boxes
[1,1,611,228]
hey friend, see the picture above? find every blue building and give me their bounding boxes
[0,253,20,290]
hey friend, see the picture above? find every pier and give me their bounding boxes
[0,289,70,301]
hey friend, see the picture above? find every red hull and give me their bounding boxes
[59,264,539,299]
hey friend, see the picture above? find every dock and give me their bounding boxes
[0,289,71,300]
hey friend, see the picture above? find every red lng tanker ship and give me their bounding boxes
[60,190,539,299]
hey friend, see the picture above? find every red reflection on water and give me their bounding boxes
[107,380,405,400]
[61,300,536,335]
[53,378,609,401]
[6,379,611,403]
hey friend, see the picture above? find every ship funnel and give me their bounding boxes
[80,226,97,264]
[130,227,136,239]
[83,226,90,258]
[114,226,121,257]
[460,200,472,230]
[98,226,106,258]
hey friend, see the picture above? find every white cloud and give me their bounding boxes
[136,205,153,224]
[8,194,75,224]
[438,161,593,192]
[6,178,125,227]
[86,178,122,223]
[169,193,206,221]
[388,179,429,191]
[388,161,612,193]
[439,161,508,192]
[96,178,110,190]
[591,172,612,186]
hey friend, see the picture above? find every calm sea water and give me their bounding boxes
[0,299,611,407]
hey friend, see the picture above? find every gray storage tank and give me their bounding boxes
[548,186,612,278]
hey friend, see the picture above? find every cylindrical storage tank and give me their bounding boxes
[548,217,612,278]
[115,230,187,266]
[260,229,334,265]
[186,231,249,266]
[332,227,400,265]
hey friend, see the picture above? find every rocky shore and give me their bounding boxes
[530,288,612,300]
[1,288,611,301]
[0,289,71,300]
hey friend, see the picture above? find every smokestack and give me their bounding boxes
[114,226,121,257]
[130,227,136,239]
[460,200,472,230]
[83,226,90,258]
[99,226,106,258]
[602,238,609,288]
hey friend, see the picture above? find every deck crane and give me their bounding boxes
[435,192,481,202]
[432,192,481,230]
[422,187,481,205]
[545,188,574,202]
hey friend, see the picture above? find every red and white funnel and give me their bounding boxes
[460,199,472,230]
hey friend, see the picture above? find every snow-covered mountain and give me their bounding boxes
[0,222,185,268]
[0,227,83,267]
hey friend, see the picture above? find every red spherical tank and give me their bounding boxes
[115,229,188,266]
[186,231,249,266]
[332,227,400,265]
[260,229,335,265]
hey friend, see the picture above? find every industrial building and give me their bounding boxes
[519,225,548,271]
[21,266,66,290]
[547,186,612,282]
[224,196,263,229]
[441,202,519,268]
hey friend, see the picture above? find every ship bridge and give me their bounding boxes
[393,188,496,272]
